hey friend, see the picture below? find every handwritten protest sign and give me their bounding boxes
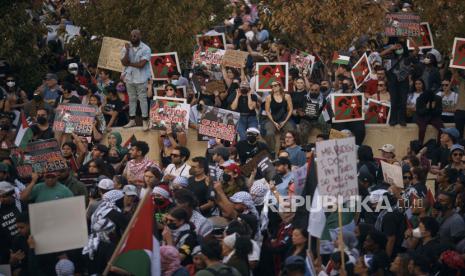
[315,137,358,198]
[196,33,226,51]
[381,161,403,188]
[155,86,187,98]
[222,49,249,68]
[351,53,372,89]
[290,49,315,75]
[407,22,434,50]
[97,37,129,72]
[53,104,97,136]
[256,62,289,92]
[26,139,67,173]
[150,52,181,80]
[149,96,190,133]
[385,13,421,37]
[329,129,348,140]
[331,93,365,123]
[198,106,239,142]
[450,37,465,70]
[29,196,88,255]
[365,99,391,124]
[0,265,11,276]
[205,80,226,94]
[293,164,308,196]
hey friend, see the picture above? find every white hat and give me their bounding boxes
[246,127,260,135]
[97,179,114,190]
[379,144,395,153]
[122,184,138,197]
[68,63,78,70]
[0,181,14,195]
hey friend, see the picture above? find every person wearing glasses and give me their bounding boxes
[444,144,465,172]
[164,83,178,98]
[263,81,295,154]
[163,146,191,182]
[367,80,391,104]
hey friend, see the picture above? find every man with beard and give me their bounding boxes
[297,83,327,144]
[121,29,152,131]
[272,157,295,196]
[235,127,270,164]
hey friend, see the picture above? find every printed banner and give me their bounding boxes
[155,86,187,98]
[29,196,88,255]
[351,53,372,89]
[365,99,391,124]
[381,161,403,188]
[290,49,315,75]
[385,13,421,37]
[331,93,365,123]
[53,104,97,136]
[149,96,190,133]
[315,137,358,198]
[450,37,465,70]
[196,33,226,51]
[198,106,239,142]
[9,147,32,179]
[407,22,434,50]
[222,49,249,68]
[97,37,129,72]
[256,62,289,92]
[150,52,181,80]
[25,139,67,173]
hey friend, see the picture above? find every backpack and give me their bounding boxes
[205,266,236,276]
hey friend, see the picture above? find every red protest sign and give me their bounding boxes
[331,93,365,123]
[351,53,372,89]
[290,49,315,75]
[365,99,391,124]
[150,52,181,81]
[407,22,434,50]
[450,37,465,70]
[256,62,289,92]
[196,33,226,51]
[198,105,240,142]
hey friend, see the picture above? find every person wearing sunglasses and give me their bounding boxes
[164,83,178,98]
[445,144,465,171]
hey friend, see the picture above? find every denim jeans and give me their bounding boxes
[126,82,148,118]
[237,114,258,141]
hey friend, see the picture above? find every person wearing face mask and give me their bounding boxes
[23,90,52,118]
[298,83,327,144]
[419,53,441,93]
[437,191,465,245]
[161,207,198,266]
[152,184,174,225]
[235,127,270,165]
[30,107,54,141]
[53,82,81,108]
[4,75,28,110]
[168,70,189,87]
[380,40,414,126]
[121,29,152,131]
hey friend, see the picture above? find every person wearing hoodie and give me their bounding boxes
[415,84,444,145]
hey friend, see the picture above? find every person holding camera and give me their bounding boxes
[230,82,259,141]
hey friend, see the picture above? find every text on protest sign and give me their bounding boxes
[385,13,421,37]
[53,103,97,136]
[198,106,239,142]
[316,137,358,198]
[149,97,189,133]
[381,161,404,188]
[407,22,434,50]
[97,37,129,72]
[26,139,67,173]
[29,196,88,255]
[223,49,249,68]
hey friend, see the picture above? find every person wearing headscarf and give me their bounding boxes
[249,178,270,214]
[107,131,128,157]
[83,190,128,274]
[214,181,259,222]
[170,176,189,192]
[153,184,175,227]
[160,245,189,276]
[222,233,253,276]
[229,191,259,219]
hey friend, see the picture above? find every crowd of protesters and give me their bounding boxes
[2,0,465,275]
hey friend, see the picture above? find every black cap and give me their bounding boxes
[301,143,315,152]
[273,157,291,167]
[358,170,374,183]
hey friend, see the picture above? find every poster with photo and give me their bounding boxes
[407,22,434,50]
[149,96,189,133]
[25,139,67,173]
[256,62,289,92]
[450,37,465,70]
[198,106,239,142]
[385,13,421,37]
[154,85,187,98]
[290,49,315,76]
[331,93,365,123]
[150,52,181,80]
[365,99,391,124]
[53,104,97,136]
[196,33,226,51]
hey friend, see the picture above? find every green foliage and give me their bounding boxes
[66,0,230,68]
[0,1,47,92]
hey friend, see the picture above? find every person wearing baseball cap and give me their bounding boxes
[122,184,139,217]
[20,172,73,203]
[273,157,294,196]
[218,163,247,197]
[235,127,270,165]
[42,72,61,105]
[0,181,21,264]
[378,144,400,165]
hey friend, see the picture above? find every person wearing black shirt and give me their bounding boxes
[363,230,390,275]
[0,182,20,264]
[30,107,54,141]
[103,86,128,128]
[290,77,307,125]
[187,157,214,216]
[297,83,327,144]
[230,83,258,141]
[235,127,270,165]
[53,82,81,108]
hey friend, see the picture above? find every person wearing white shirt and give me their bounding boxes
[436,79,458,123]
[163,146,191,181]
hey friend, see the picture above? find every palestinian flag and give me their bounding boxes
[123,135,137,150]
[110,191,161,276]
[14,112,33,149]
[332,51,350,65]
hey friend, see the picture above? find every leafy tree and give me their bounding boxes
[0,0,47,92]
[66,0,229,68]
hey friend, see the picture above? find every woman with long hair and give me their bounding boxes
[222,233,253,276]
[264,81,295,153]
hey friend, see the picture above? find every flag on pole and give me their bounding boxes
[107,191,161,276]
[308,188,326,238]
[332,52,350,65]
[14,112,33,149]
[123,135,137,150]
